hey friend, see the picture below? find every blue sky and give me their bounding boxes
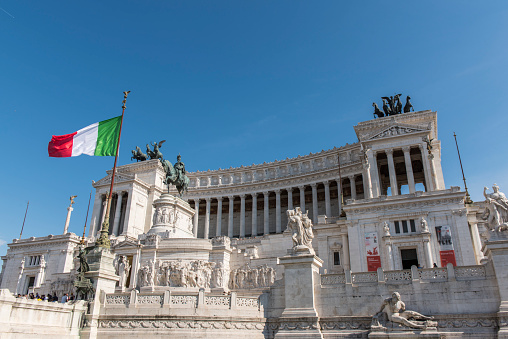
[1,1,508,256]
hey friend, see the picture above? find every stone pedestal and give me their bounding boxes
[275,251,323,338]
[483,232,508,338]
[82,246,119,339]
[147,193,195,238]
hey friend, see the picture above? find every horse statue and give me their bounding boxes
[381,98,392,116]
[160,155,190,197]
[394,94,402,114]
[131,146,148,162]
[373,102,384,118]
[404,96,414,113]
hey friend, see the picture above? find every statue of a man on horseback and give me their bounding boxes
[160,154,190,197]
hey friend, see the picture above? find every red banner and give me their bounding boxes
[440,250,456,267]
[367,256,382,272]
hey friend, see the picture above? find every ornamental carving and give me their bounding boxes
[138,259,226,289]
[229,264,275,289]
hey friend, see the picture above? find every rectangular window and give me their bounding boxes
[402,220,408,233]
[410,219,416,233]
[394,221,400,234]
[333,252,340,265]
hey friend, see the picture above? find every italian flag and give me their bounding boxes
[48,116,122,157]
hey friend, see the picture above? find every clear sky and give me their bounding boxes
[1,1,508,257]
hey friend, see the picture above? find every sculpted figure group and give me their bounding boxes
[286,207,314,252]
[373,94,414,118]
[137,259,227,289]
[229,264,276,290]
[482,184,508,232]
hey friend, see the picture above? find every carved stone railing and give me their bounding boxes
[104,291,261,311]
[418,268,447,282]
[321,274,346,285]
[351,272,377,283]
[384,270,412,283]
[319,265,487,287]
[236,297,259,308]
[105,294,130,305]
[205,296,230,307]
[455,265,486,280]
[137,294,163,305]
[170,295,197,307]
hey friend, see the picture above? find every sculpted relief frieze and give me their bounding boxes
[368,126,427,141]
[229,264,275,289]
[137,259,228,289]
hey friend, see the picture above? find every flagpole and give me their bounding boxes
[19,201,29,239]
[96,91,130,249]
[81,191,92,245]
[453,132,473,205]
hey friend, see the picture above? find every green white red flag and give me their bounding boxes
[48,116,121,157]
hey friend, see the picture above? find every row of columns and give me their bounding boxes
[98,191,128,236]
[192,176,362,239]
[368,144,433,198]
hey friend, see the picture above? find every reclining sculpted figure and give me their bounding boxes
[372,292,434,330]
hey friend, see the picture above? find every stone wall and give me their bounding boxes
[0,289,87,339]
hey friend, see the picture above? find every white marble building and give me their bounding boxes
[1,109,506,338]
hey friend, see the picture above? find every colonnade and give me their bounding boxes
[367,144,436,198]
[191,175,364,239]
[96,191,129,236]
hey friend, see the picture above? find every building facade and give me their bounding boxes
[0,109,504,338]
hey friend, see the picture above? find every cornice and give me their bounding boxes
[343,188,465,214]
[354,110,437,142]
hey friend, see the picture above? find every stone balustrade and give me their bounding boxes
[104,290,261,311]
[320,264,487,286]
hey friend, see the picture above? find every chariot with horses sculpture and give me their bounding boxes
[372,94,414,118]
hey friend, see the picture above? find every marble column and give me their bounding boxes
[287,188,293,210]
[204,198,211,239]
[216,197,223,237]
[228,196,234,238]
[363,163,373,199]
[324,181,331,217]
[470,222,485,264]
[386,149,398,196]
[299,186,306,212]
[423,237,434,268]
[311,183,318,224]
[240,194,246,238]
[341,233,350,270]
[385,239,395,270]
[419,144,433,191]
[263,191,269,235]
[112,192,124,236]
[193,199,200,238]
[99,198,108,232]
[275,190,281,233]
[63,206,73,234]
[251,193,258,236]
[367,149,380,198]
[336,179,343,215]
[348,175,357,200]
[402,146,416,193]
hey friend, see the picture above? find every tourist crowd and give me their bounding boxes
[16,292,74,303]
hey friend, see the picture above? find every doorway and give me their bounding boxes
[400,248,419,269]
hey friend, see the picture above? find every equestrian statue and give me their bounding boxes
[160,154,190,197]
